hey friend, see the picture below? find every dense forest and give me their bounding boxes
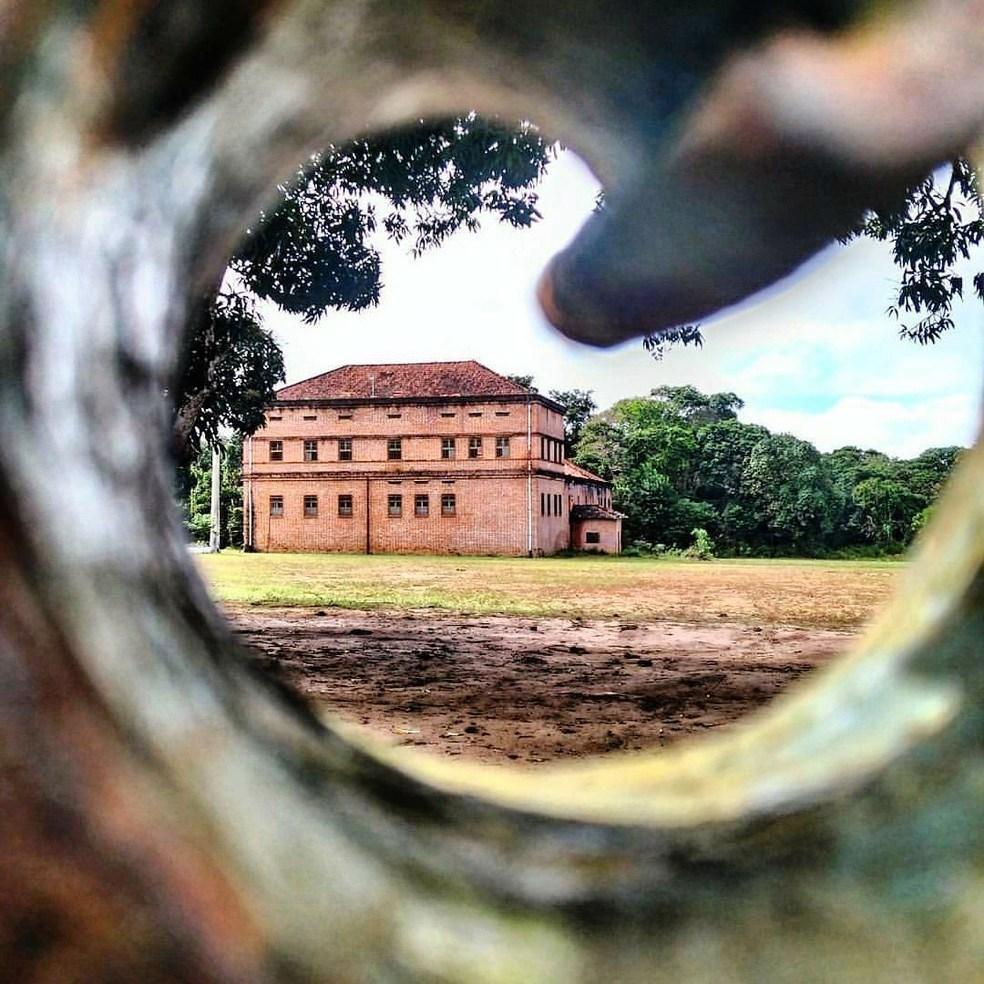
[178,385,963,558]
[574,386,961,557]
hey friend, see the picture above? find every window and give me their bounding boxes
[338,438,352,461]
[495,411,510,417]
[468,411,483,418]
[495,436,510,458]
[303,414,316,421]
[555,494,561,514]
[303,495,318,518]
[387,438,402,460]
[540,437,546,459]
[387,412,402,419]
[441,437,456,460]
[269,415,283,422]
[440,411,455,418]
[388,494,402,517]
[269,440,283,462]
[540,492,546,517]
[441,493,456,516]
[303,439,318,462]
[338,412,353,420]
[269,495,283,517]
[468,436,482,458]
[585,531,601,545]
[338,494,353,517]
[414,494,429,517]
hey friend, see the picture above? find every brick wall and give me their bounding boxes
[242,393,611,556]
[571,518,622,554]
[249,475,531,555]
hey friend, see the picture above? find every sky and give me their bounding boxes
[261,151,983,459]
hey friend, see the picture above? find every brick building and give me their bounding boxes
[242,361,622,555]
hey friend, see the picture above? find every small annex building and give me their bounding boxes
[242,360,621,556]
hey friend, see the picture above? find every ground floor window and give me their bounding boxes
[441,493,456,516]
[338,494,353,517]
[415,494,429,517]
[585,531,600,544]
[269,495,283,517]
[303,495,318,518]
[388,494,402,517]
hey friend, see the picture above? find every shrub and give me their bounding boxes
[686,527,715,561]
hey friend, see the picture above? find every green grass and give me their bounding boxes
[198,551,904,628]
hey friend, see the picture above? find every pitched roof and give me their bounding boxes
[570,504,625,521]
[564,460,609,485]
[275,361,533,401]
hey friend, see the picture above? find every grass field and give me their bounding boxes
[199,552,903,628]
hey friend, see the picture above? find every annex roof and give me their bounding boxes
[275,360,534,402]
[563,460,610,485]
[570,504,625,521]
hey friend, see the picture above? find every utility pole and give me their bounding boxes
[208,443,222,553]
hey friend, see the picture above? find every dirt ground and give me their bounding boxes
[227,604,857,765]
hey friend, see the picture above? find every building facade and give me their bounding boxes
[242,361,621,555]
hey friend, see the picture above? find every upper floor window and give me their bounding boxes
[387,438,402,461]
[303,414,316,421]
[338,494,353,517]
[441,438,456,460]
[495,436,510,458]
[338,437,352,461]
[269,440,283,462]
[388,494,402,517]
[540,492,546,517]
[303,439,318,462]
[303,495,318,518]
[269,495,283,517]
[468,437,482,459]
[468,411,483,418]
[414,494,429,517]
[441,493,456,517]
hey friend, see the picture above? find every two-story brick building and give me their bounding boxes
[242,361,622,555]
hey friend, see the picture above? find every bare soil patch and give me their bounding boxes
[227,605,856,765]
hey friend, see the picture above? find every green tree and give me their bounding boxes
[173,115,553,460]
[651,385,743,424]
[846,159,983,344]
[740,434,838,553]
[180,435,244,547]
[547,388,597,455]
[506,374,538,392]
[851,475,920,546]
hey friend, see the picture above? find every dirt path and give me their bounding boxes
[227,605,858,765]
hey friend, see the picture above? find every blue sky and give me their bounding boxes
[262,151,983,459]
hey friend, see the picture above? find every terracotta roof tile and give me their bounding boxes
[275,361,532,401]
[570,504,625,521]
[563,460,609,484]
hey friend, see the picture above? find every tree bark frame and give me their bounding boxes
[0,2,981,980]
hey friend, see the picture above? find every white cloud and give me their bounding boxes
[748,394,982,457]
